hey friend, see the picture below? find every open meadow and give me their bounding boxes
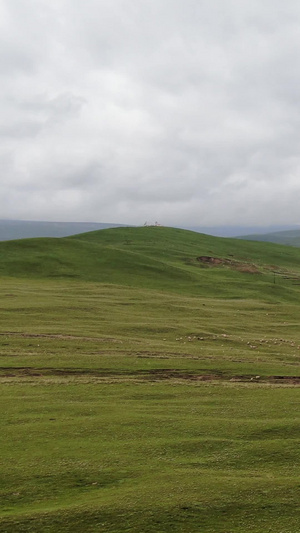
[1,227,300,532]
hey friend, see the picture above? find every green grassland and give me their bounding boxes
[1,227,300,532]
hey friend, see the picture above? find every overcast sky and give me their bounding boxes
[1,0,300,226]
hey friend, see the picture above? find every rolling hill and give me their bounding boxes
[1,225,300,300]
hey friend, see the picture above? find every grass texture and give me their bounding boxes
[0,227,300,532]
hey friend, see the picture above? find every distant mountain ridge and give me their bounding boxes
[1,219,299,241]
[0,220,128,241]
[185,225,300,237]
[237,229,300,247]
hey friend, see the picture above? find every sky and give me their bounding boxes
[1,0,300,227]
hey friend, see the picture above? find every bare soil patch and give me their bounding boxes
[197,256,260,273]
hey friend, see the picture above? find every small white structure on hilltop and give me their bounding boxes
[143,221,162,227]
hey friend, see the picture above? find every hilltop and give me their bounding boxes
[1,219,299,241]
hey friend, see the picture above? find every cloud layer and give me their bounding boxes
[2,0,300,225]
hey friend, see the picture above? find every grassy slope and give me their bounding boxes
[1,226,300,300]
[71,225,300,268]
[1,227,300,532]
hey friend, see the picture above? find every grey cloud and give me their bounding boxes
[1,0,300,225]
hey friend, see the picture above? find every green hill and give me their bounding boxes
[237,228,300,246]
[1,225,300,300]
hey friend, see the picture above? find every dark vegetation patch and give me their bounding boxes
[1,367,300,384]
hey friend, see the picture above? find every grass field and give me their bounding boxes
[1,227,300,531]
